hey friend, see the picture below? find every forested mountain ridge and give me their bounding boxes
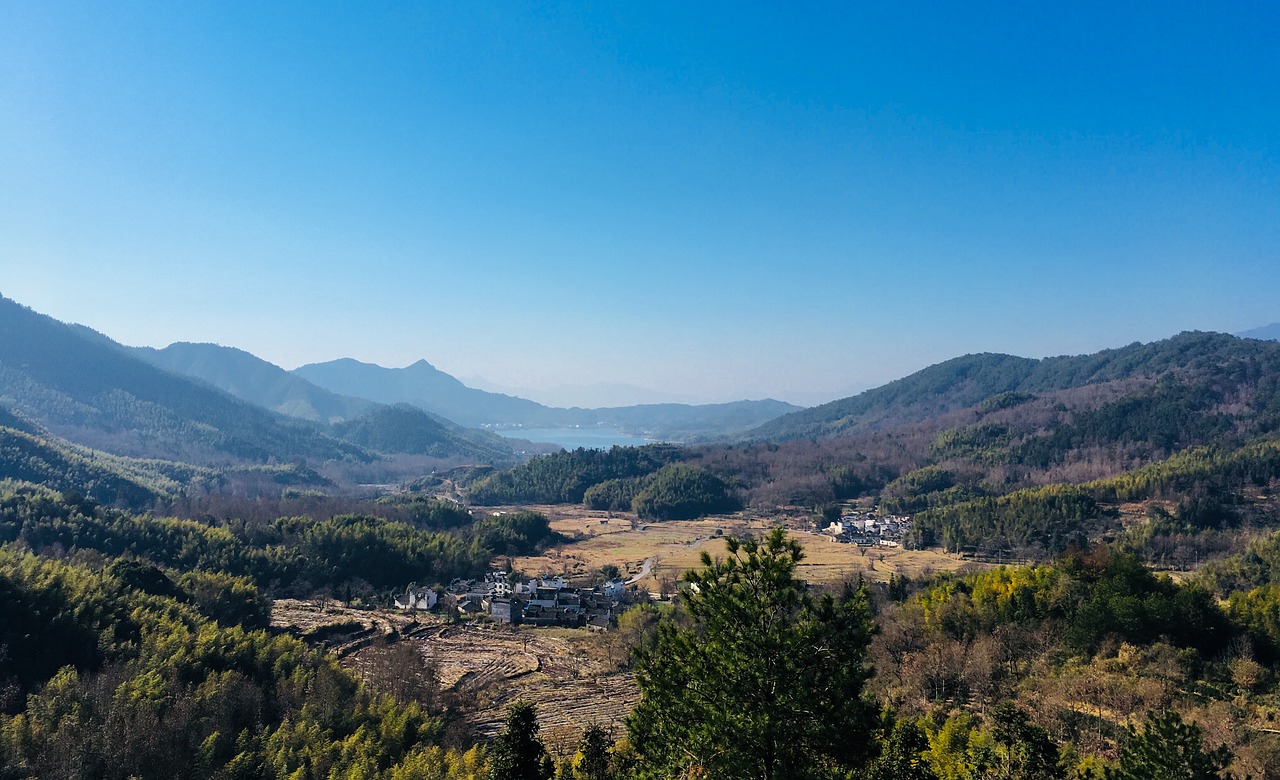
[0,297,530,470]
[428,330,1280,534]
[131,343,524,462]
[331,403,523,461]
[133,342,378,423]
[294,357,547,428]
[0,422,172,507]
[748,331,1280,441]
[0,295,371,465]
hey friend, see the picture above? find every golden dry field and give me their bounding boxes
[384,623,636,752]
[495,504,981,589]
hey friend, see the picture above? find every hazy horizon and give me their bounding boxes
[3,3,1277,405]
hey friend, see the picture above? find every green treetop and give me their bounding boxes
[1104,710,1235,780]
[626,527,878,780]
[488,701,554,780]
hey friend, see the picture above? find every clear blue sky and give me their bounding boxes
[2,2,1277,406]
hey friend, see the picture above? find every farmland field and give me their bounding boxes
[272,507,979,750]
[498,504,981,589]
[272,600,636,755]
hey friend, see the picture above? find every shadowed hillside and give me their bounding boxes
[0,295,370,465]
[133,342,378,423]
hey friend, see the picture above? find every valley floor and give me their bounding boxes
[497,504,982,589]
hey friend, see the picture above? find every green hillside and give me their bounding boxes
[0,295,371,465]
[133,342,378,423]
[749,331,1280,441]
[331,403,519,462]
[0,424,170,507]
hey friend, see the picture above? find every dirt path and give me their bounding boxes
[625,557,654,584]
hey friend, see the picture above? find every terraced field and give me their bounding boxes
[273,600,637,755]
[359,622,637,754]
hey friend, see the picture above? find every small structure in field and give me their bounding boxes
[393,587,438,611]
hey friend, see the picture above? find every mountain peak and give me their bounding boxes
[1237,323,1280,341]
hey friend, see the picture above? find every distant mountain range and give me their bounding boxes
[1238,323,1280,341]
[0,295,371,465]
[747,331,1280,441]
[293,358,547,427]
[0,295,536,471]
[134,342,378,423]
[9,287,1276,501]
[133,343,799,440]
[291,357,800,437]
[0,294,801,486]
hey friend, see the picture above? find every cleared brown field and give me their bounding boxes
[351,622,636,755]
[273,599,636,755]
[272,598,420,635]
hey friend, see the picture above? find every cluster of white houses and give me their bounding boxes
[823,511,912,547]
[394,571,626,630]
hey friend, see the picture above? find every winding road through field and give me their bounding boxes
[625,557,654,584]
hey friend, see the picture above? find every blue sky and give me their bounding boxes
[2,2,1277,406]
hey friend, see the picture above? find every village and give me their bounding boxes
[820,510,913,547]
[389,509,916,631]
[394,570,628,630]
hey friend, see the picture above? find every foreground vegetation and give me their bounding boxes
[0,547,480,779]
[4,467,1279,778]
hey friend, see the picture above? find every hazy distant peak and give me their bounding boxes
[163,341,240,350]
[156,342,261,360]
[1237,323,1280,341]
[296,357,444,373]
[131,341,380,424]
[303,356,378,369]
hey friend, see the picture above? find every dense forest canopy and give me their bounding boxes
[466,445,687,506]
[0,481,556,598]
